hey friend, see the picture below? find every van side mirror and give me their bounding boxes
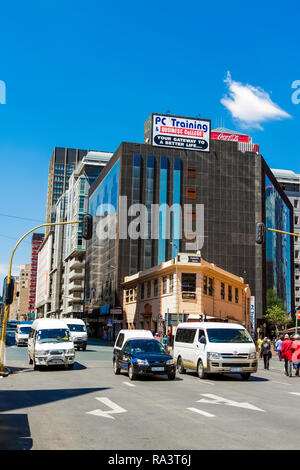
[199,336,206,344]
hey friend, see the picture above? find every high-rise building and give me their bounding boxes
[29,233,44,319]
[45,147,90,233]
[271,169,300,309]
[84,114,294,334]
[39,151,112,318]
[18,264,31,320]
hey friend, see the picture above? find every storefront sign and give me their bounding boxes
[152,114,210,152]
[211,132,249,143]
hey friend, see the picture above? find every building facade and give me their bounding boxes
[35,231,53,318]
[123,255,251,335]
[17,264,31,320]
[271,169,300,310]
[84,115,294,333]
[29,233,44,319]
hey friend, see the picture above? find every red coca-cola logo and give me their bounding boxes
[211,132,249,143]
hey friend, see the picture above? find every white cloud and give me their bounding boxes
[221,72,291,129]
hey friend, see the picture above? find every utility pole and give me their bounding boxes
[170,242,179,324]
[0,217,92,375]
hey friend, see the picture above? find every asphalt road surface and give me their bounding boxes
[1,333,300,450]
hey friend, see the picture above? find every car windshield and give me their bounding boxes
[206,328,253,343]
[128,339,166,354]
[19,327,31,335]
[37,329,71,343]
[67,324,86,332]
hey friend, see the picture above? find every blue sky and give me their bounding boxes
[0,0,299,288]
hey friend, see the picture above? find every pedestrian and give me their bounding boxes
[281,334,293,377]
[291,334,300,377]
[167,329,172,347]
[261,337,272,370]
[275,336,283,361]
[257,336,263,356]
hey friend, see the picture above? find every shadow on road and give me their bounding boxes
[185,372,269,382]
[0,414,32,450]
[0,387,110,413]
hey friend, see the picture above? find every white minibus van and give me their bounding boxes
[63,318,88,351]
[174,322,257,380]
[28,319,75,370]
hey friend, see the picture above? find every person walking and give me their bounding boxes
[291,334,300,377]
[275,336,283,361]
[257,336,263,357]
[281,334,293,377]
[261,337,272,370]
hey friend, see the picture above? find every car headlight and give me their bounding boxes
[65,348,75,355]
[166,359,175,365]
[35,350,49,356]
[136,359,149,366]
[207,352,221,360]
[249,352,257,359]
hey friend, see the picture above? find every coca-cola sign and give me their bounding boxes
[211,131,249,143]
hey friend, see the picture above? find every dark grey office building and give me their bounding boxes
[84,115,294,330]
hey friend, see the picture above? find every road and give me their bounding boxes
[1,331,300,450]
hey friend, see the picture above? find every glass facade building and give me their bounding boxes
[84,139,294,327]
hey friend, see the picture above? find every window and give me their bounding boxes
[147,281,151,298]
[169,274,174,293]
[187,166,196,178]
[186,187,196,200]
[228,285,232,302]
[203,276,208,295]
[162,277,167,294]
[141,283,144,300]
[181,273,196,292]
[221,282,225,300]
[208,278,214,296]
[175,328,196,343]
[154,279,158,297]
[235,288,239,303]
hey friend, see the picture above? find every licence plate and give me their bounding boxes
[230,367,243,372]
[50,359,63,364]
[151,367,165,372]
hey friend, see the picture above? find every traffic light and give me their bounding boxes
[256,222,266,245]
[3,276,15,305]
[82,214,93,240]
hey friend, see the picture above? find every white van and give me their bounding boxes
[28,319,75,370]
[63,319,88,351]
[15,322,32,346]
[114,329,153,352]
[174,322,257,380]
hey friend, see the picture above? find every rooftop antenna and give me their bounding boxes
[166,110,170,114]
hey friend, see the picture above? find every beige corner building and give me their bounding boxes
[17,264,31,320]
[123,254,251,335]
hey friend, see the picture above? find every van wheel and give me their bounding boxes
[67,363,74,370]
[113,359,121,375]
[33,358,39,371]
[28,355,33,365]
[241,372,251,381]
[197,360,207,379]
[177,357,186,374]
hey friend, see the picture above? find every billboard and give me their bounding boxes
[151,114,210,152]
[211,131,249,143]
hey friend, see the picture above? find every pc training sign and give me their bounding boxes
[152,114,211,152]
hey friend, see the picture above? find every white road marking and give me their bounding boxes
[87,397,127,419]
[272,381,292,386]
[197,394,265,412]
[288,392,300,396]
[123,382,136,387]
[187,407,215,418]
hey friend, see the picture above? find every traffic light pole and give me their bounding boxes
[0,220,81,376]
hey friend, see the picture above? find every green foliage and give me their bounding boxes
[265,304,292,334]
[266,289,285,310]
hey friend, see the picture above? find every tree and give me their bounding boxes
[265,304,292,336]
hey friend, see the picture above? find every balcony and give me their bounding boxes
[69,281,84,293]
[69,257,85,271]
[69,270,84,282]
